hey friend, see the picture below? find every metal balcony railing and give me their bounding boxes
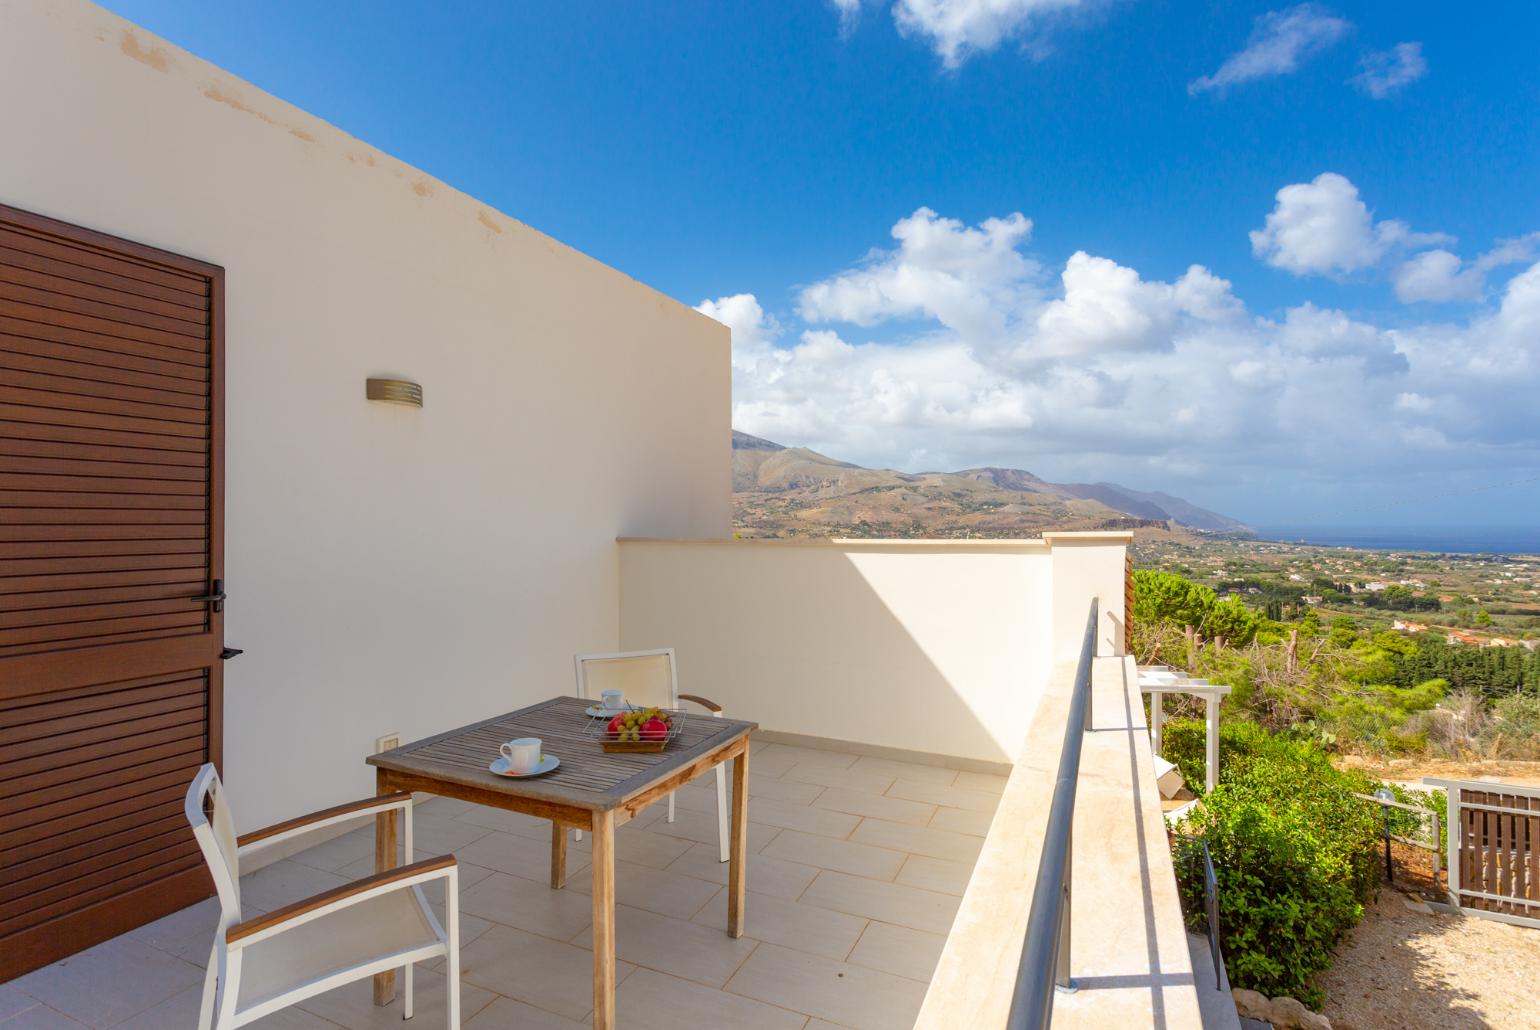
[1006,598,1098,1029]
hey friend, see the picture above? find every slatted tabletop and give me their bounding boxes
[366,696,755,811]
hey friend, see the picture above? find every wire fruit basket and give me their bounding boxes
[584,706,687,753]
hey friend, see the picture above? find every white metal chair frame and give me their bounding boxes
[184,764,461,1028]
[573,647,731,862]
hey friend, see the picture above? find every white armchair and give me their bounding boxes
[573,648,731,861]
[184,764,461,1028]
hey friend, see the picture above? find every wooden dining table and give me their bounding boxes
[365,695,756,1029]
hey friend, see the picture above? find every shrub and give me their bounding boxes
[1174,727,1381,1007]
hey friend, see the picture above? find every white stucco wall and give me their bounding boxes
[0,1,730,827]
[617,535,1129,763]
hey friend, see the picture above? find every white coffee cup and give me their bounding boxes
[500,737,542,774]
[600,688,625,711]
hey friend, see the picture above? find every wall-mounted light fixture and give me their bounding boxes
[365,378,423,407]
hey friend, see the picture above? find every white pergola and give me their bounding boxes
[1138,665,1231,794]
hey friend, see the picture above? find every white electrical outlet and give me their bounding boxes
[376,733,400,753]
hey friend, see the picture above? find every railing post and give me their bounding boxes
[1150,691,1163,756]
[1205,694,1220,794]
[1055,832,1076,993]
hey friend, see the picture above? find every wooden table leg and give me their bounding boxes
[372,773,398,1005]
[728,744,748,938]
[590,810,616,1030]
[551,820,568,889]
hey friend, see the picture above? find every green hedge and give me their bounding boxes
[1173,726,1381,1007]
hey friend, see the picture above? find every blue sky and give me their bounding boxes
[102,1,1540,528]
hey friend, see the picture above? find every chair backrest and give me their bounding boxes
[185,763,241,928]
[574,648,678,710]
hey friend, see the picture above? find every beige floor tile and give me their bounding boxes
[805,1021,848,1030]
[0,1004,88,1028]
[572,904,759,988]
[885,778,1000,813]
[9,935,203,1029]
[645,808,779,852]
[760,829,906,881]
[799,871,961,934]
[614,967,807,1030]
[895,854,975,896]
[693,889,868,961]
[126,896,230,968]
[928,805,994,837]
[849,818,984,864]
[748,796,861,839]
[408,816,499,855]
[454,805,558,838]
[606,827,696,870]
[665,842,820,901]
[750,743,856,777]
[747,774,826,805]
[725,942,928,1030]
[849,756,959,787]
[285,825,376,872]
[463,995,586,1028]
[847,921,948,982]
[812,786,937,826]
[953,770,1010,794]
[238,859,353,912]
[781,761,894,796]
[459,871,600,941]
[459,924,634,1022]
[567,860,721,920]
[0,983,37,1021]
[294,967,496,1028]
[456,830,591,882]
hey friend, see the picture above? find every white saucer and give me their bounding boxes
[489,754,560,778]
[585,704,632,718]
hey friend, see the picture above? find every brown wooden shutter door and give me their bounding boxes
[0,204,224,979]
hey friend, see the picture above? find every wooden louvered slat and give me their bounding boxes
[0,243,206,309]
[2,787,187,867]
[0,418,207,455]
[0,227,206,298]
[0,263,207,325]
[0,400,207,440]
[0,611,207,651]
[2,817,191,905]
[0,295,205,353]
[0,280,205,339]
[0,581,205,614]
[2,693,205,756]
[0,316,206,369]
[1,367,206,411]
[3,539,205,560]
[0,345,207,396]
[0,332,207,383]
[0,843,205,935]
[0,384,207,425]
[0,204,221,980]
[0,472,203,495]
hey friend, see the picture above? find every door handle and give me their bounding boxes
[192,579,226,613]
[221,647,244,660]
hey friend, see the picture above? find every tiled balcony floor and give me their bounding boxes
[2,741,1005,1030]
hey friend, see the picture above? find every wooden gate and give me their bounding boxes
[1427,777,1540,928]
[0,204,225,978]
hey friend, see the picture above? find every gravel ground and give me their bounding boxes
[1316,888,1540,1030]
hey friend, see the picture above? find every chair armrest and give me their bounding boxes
[226,854,457,947]
[236,791,413,854]
[678,693,723,714]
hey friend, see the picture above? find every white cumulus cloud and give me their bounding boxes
[1352,42,1427,98]
[1249,172,1448,277]
[891,0,1090,68]
[1189,4,1351,96]
[697,205,1540,513]
[1392,234,1540,304]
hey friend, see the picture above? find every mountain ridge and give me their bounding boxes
[731,430,1249,538]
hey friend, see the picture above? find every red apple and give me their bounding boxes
[639,717,669,742]
[607,714,626,737]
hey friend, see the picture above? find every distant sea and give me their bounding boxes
[1254,525,1540,555]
